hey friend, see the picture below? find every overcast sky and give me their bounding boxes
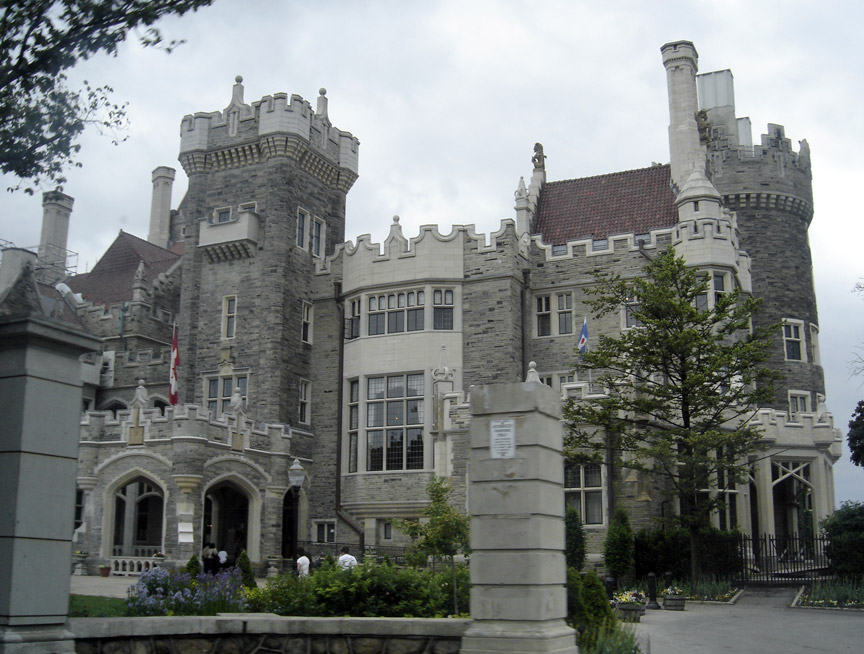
[2,0,863,504]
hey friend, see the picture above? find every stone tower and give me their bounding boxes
[176,77,359,425]
[697,69,822,413]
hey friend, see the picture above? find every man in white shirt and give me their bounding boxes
[337,546,357,570]
[296,547,310,576]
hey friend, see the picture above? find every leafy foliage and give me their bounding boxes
[125,567,246,616]
[396,477,470,613]
[633,527,742,581]
[821,501,864,578]
[565,506,586,570]
[184,554,201,577]
[578,571,616,651]
[603,509,634,583]
[246,559,469,617]
[847,401,864,467]
[0,1,213,192]
[236,549,256,589]
[564,246,778,577]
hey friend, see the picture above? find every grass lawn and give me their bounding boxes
[69,594,126,617]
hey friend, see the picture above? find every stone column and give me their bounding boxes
[0,314,100,652]
[460,379,577,654]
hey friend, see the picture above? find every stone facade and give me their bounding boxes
[14,40,842,573]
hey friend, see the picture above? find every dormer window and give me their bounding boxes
[215,208,231,224]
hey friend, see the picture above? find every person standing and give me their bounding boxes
[337,546,357,570]
[296,547,310,577]
[217,546,228,570]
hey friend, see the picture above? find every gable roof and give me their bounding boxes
[66,231,180,305]
[535,164,677,244]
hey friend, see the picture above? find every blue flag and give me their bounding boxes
[578,317,589,355]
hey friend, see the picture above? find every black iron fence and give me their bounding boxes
[735,534,831,585]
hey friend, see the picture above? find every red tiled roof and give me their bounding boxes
[535,164,677,244]
[66,231,180,305]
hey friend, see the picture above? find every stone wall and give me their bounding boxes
[71,616,468,654]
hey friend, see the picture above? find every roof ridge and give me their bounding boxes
[546,163,670,187]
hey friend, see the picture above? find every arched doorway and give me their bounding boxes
[112,476,164,557]
[204,482,249,566]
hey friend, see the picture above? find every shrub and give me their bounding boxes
[579,571,615,651]
[585,624,640,654]
[603,509,633,583]
[237,550,257,589]
[634,526,741,581]
[565,507,586,571]
[125,567,245,616]
[566,567,587,634]
[185,554,201,577]
[821,501,864,578]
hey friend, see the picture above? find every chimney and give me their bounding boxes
[661,41,705,192]
[148,166,176,248]
[38,191,74,283]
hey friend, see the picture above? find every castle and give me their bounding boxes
[2,41,841,572]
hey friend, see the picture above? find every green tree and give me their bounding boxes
[237,549,256,589]
[602,508,633,584]
[821,501,864,578]
[184,553,201,576]
[1,0,214,193]
[848,400,864,467]
[397,477,470,614]
[564,246,778,580]
[565,506,586,570]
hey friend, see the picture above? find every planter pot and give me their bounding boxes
[98,566,111,578]
[663,595,686,611]
[615,604,642,622]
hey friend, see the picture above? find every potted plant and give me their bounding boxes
[98,564,111,578]
[663,586,686,611]
[612,589,645,622]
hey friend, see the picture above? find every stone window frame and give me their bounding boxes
[296,207,310,250]
[311,216,325,258]
[364,372,425,472]
[536,291,576,338]
[695,269,732,312]
[345,299,361,340]
[347,379,359,473]
[622,298,642,330]
[239,201,257,213]
[222,295,237,339]
[301,301,313,344]
[314,520,336,543]
[298,379,311,425]
[366,290,426,337]
[564,462,605,526]
[557,292,573,335]
[205,373,248,417]
[432,288,454,331]
[536,294,551,337]
[212,206,232,224]
[788,390,810,418]
[782,319,806,362]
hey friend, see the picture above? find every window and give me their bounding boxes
[366,373,424,471]
[239,201,257,213]
[74,489,85,531]
[214,207,231,224]
[433,289,454,330]
[222,296,237,339]
[312,218,325,257]
[206,374,247,417]
[564,463,603,525]
[696,270,730,311]
[558,374,574,388]
[783,321,804,361]
[315,521,335,543]
[540,375,553,387]
[536,296,551,336]
[296,208,308,249]
[407,290,425,331]
[345,299,361,340]
[383,522,392,540]
[299,380,310,424]
[789,391,809,417]
[624,301,642,329]
[368,296,385,335]
[302,302,312,344]
[348,380,359,473]
[557,293,573,334]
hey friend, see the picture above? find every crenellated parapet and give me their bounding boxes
[179,77,359,192]
[750,407,843,461]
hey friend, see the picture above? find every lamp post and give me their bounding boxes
[288,457,306,559]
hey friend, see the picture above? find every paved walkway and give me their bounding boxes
[635,587,863,654]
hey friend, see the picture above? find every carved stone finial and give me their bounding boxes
[393,215,400,224]
[235,75,243,84]
[432,345,455,383]
[532,143,546,171]
[525,361,541,383]
[319,88,327,96]
[515,176,527,201]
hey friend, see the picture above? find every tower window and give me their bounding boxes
[299,380,311,424]
[783,321,805,361]
[301,302,313,344]
[433,289,454,330]
[222,296,237,339]
[296,208,309,249]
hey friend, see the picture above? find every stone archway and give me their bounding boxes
[204,481,250,566]
[111,476,164,557]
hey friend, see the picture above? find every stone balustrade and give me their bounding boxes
[110,556,160,576]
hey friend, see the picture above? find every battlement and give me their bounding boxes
[178,77,359,187]
[751,407,843,461]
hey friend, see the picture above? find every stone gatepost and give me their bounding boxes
[0,254,101,652]
[460,378,577,654]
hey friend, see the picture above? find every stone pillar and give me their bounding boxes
[753,458,775,537]
[460,380,577,654]
[661,40,704,191]
[0,313,100,651]
[37,192,74,284]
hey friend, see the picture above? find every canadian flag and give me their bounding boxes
[169,324,179,405]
